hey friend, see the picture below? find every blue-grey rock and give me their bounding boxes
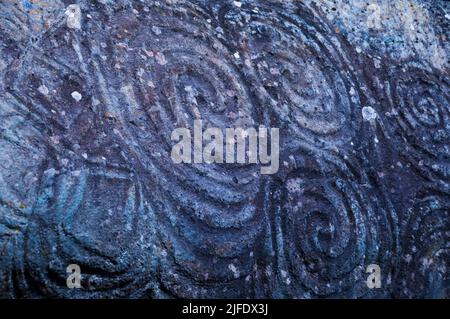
[0,0,448,298]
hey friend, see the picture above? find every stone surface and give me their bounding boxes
[0,0,448,298]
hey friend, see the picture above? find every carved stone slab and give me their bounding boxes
[0,0,448,298]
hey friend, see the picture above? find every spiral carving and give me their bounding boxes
[215,1,363,151]
[395,186,449,298]
[382,62,450,182]
[277,153,395,298]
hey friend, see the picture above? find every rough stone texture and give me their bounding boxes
[0,0,448,298]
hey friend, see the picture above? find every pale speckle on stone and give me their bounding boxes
[228,264,240,278]
[50,136,60,145]
[65,4,81,30]
[152,26,162,35]
[38,85,49,95]
[233,1,242,8]
[92,97,100,107]
[155,51,167,65]
[72,170,81,177]
[362,106,378,121]
[374,58,382,69]
[71,91,82,102]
